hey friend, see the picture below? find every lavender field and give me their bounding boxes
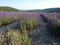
[0,12,60,45]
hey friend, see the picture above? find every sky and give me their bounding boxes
[0,0,60,10]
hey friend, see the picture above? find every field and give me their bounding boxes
[0,12,60,45]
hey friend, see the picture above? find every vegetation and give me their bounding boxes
[0,16,14,27]
[51,20,60,34]
[25,19,38,30]
[0,7,20,12]
[0,19,4,27]
[0,29,32,45]
[7,30,32,45]
[0,12,43,45]
[3,16,14,25]
[0,6,60,12]
[15,15,24,20]
[27,8,60,13]
[0,16,23,27]
[20,19,38,30]
[0,17,38,45]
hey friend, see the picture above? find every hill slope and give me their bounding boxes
[0,7,20,11]
[42,8,60,13]
[27,8,60,13]
[0,7,60,13]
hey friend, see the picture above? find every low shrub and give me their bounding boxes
[25,19,38,30]
[3,16,14,25]
[0,32,8,45]
[0,29,32,45]
[7,30,32,45]
[15,15,23,20]
[0,16,15,27]
[0,19,4,27]
[20,19,38,30]
[51,20,60,34]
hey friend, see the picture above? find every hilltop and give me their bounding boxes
[0,7,60,13]
[27,8,60,13]
[0,6,20,12]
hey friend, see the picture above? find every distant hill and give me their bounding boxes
[0,7,20,11]
[0,7,60,13]
[27,8,60,13]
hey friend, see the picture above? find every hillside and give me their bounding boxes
[0,7,60,13]
[0,7,20,11]
[27,8,60,13]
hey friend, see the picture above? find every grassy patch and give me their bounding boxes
[20,19,39,30]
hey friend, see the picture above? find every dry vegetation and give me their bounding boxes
[0,15,39,45]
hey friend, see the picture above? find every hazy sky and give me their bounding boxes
[0,0,60,10]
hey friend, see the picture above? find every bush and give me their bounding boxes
[0,32,8,45]
[51,20,60,34]
[0,16,23,27]
[3,16,14,25]
[7,30,32,45]
[15,15,23,20]
[25,19,38,30]
[0,19,4,27]
[0,16,15,27]
[20,19,38,30]
[0,29,32,45]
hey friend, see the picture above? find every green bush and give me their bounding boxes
[3,16,14,25]
[7,30,32,45]
[51,20,60,34]
[0,16,23,27]
[20,19,38,30]
[0,19,4,26]
[15,15,23,20]
[25,19,38,30]
[0,29,32,45]
[0,16,16,27]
